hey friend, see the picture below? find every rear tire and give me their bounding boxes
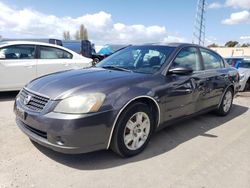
[111,102,154,157]
[244,80,250,91]
[216,88,233,116]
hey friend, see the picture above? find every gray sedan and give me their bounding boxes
[14,43,239,157]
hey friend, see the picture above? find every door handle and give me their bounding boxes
[24,65,33,68]
[197,81,205,86]
[185,89,193,94]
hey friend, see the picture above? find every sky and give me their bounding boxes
[0,0,249,45]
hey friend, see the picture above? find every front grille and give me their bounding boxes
[19,88,50,112]
[23,123,47,139]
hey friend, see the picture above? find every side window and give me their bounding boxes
[200,49,224,70]
[171,47,201,71]
[39,46,72,59]
[0,45,35,59]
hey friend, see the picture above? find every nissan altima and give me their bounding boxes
[14,43,239,157]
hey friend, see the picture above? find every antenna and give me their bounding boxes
[193,0,206,46]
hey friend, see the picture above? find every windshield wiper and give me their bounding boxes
[102,66,132,72]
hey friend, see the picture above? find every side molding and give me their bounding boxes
[106,95,161,149]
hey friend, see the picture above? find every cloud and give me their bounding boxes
[0,1,184,44]
[222,10,250,25]
[225,0,250,9]
[240,36,250,40]
[208,2,223,9]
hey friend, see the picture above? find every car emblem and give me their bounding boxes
[24,95,32,105]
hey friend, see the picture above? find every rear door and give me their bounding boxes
[36,45,74,77]
[0,44,36,91]
[199,48,226,109]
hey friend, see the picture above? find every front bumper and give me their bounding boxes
[14,99,116,154]
[239,79,247,91]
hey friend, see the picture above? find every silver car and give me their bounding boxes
[238,59,250,91]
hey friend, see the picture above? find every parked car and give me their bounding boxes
[92,44,130,63]
[0,41,92,91]
[63,40,129,63]
[225,57,244,68]
[14,43,239,157]
[238,59,250,91]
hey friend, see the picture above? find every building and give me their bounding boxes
[210,47,250,58]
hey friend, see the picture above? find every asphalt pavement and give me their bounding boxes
[0,91,250,188]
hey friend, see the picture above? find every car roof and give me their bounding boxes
[132,42,203,48]
[0,40,65,49]
[0,40,80,55]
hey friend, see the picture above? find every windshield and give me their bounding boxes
[240,60,250,68]
[96,45,175,74]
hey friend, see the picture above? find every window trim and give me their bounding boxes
[37,45,73,59]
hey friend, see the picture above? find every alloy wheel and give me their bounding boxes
[123,112,150,150]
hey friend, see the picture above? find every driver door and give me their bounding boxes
[162,47,205,121]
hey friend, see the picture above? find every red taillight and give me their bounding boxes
[235,72,239,82]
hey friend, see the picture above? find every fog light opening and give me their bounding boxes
[56,137,65,146]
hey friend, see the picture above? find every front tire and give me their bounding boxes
[111,102,154,157]
[216,88,233,116]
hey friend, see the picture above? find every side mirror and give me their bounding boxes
[168,67,193,75]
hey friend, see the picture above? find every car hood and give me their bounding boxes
[26,67,146,99]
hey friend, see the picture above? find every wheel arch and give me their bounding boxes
[106,95,160,149]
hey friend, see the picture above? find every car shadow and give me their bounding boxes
[0,91,19,102]
[33,104,248,170]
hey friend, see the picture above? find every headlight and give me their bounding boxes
[54,93,105,114]
[239,74,245,80]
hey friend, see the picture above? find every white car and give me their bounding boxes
[238,59,250,91]
[0,41,92,91]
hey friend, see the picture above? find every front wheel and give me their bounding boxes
[111,102,154,157]
[216,88,233,116]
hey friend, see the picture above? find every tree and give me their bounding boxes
[74,24,88,40]
[63,31,71,40]
[241,43,250,47]
[207,43,219,48]
[79,24,88,40]
[225,41,239,47]
[74,30,80,40]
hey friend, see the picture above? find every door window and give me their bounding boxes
[171,47,202,71]
[200,49,224,70]
[0,45,35,59]
[39,46,72,59]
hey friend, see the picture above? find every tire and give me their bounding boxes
[93,58,100,63]
[216,87,233,116]
[244,81,250,91]
[111,102,154,157]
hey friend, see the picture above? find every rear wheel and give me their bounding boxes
[216,88,233,116]
[244,79,250,91]
[111,102,154,157]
